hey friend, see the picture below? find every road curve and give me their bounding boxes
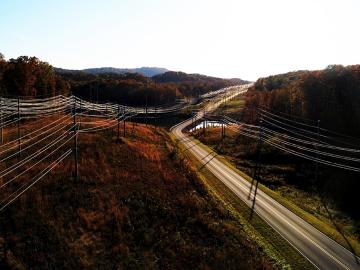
[171,86,360,270]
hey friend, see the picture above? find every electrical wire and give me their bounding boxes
[0,133,75,189]
[0,124,75,178]
[0,149,72,212]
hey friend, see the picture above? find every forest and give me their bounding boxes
[59,70,246,106]
[0,53,70,97]
[0,54,245,106]
[242,65,360,219]
[244,65,360,137]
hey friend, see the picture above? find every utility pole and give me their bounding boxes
[132,118,135,135]
[202,107,205,135]
[79,98,82,129]
[289,88,292,117]
[315,120,320,185]
[17,98,21,158]
[96,84,99,104]
[90,85,92,102]
[0,97,3,144]
[154,105,157,131]
[248,116,263,201]
[145,94,148,127]
[117,104,120,141]
[73,97,78,181]
[221,121,225,139]
[123,106,126,137]
[57,95,60,115]
[154,91,158,130]
[203,114,206,137]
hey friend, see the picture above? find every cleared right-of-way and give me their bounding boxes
[171,84,360,270]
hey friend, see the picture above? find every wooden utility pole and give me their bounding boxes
[154,105,157,131]
[221,121,225,139]
[73,97,78,181]
[315,120,320,184]
[249,117,264,219]
[79,98,82,129]
[145,95,148,126]
[117,104,120,141]
[17,98,21,158]
[123,107,126,137]
[248,117,263,200]
[202,119,205,134]
[0,97,3,144]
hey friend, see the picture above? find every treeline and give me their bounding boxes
[243,65,360,218]
[0,54,70,97]
[244,65,360,137]
[58,71,179,106]
[60,71,246,106]
[0,53,247,106]
[153,71,246,97]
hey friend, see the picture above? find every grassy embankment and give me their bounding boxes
[193,94,360,257]
[0,116,275,270]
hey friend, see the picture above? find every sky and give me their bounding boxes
[0,0,359,81]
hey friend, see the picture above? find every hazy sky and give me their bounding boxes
[1,0,359,81]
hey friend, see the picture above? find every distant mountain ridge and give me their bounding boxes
[55,67,169,77]
[55,67,249,83]
[153,71,249,85]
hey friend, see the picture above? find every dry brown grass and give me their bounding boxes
[0,116,275,269]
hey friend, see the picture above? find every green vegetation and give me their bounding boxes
[217,95,245,119]
[0,119,274,269]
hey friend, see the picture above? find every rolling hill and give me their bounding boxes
[55,67,169,77]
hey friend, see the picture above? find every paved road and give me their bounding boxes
[171,86,360,270]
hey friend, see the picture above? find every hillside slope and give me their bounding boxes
[0,122,273,269]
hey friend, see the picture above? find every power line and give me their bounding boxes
[228,125,360,171]
[0,149,72,212]
[261,108,360,143]
[0,85,248,212]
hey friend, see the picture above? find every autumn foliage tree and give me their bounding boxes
[0,55,69,97]
[243,65,360,218]
[58,70,244,106]
[244,65,360,137]
[61,72,178,106]
[0,53,246,106]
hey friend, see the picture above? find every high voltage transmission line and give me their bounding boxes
[0,84,248,212]
[217,111,360,172]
